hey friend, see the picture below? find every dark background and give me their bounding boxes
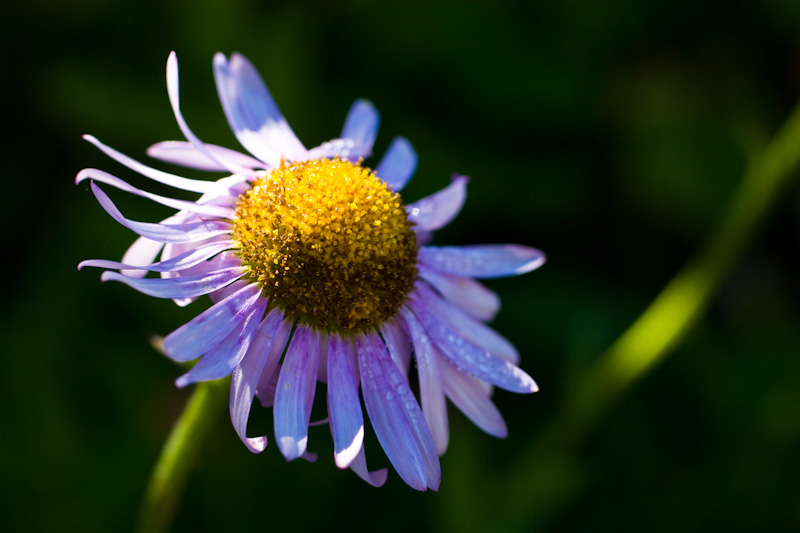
[3,0,800,531]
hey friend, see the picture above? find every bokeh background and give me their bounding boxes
[3,0,800,531]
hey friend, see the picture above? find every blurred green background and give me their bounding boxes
[3,0,800,531]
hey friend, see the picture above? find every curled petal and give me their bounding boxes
[409,301,537,394]
[274,328,321,460]
[120,236,165,279]
[358,333,440,491]
[230,307,285,452]
[89,183,232,244]
[163,283,263,362]
[166,52,256,178]
[327,335,364,469]
[407,176,468,232]
[100,266,246,300]
[82,135,219,194]
[175,294,267,387]
[147,141,265,172]
[79,240,233,273]
[213,53,306,165]
[375,137,417,191]
[419,244,545,279]
[418,265,500,322]
[77,169,235,219]
[349,446,388,488]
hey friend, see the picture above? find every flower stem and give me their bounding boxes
[136,378,229,533]
[497,100,800,529]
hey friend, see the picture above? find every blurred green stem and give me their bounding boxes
[500,100,800,528]
[136,378,229,533]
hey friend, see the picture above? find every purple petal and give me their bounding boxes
[82,135,219,194]
[407,176,468,232]
[254,318,293,407]
[175,294,267,387]
[120,236,165,278]
[380,318,412,379]
[327,335,364,469]
[100,266,246,300]
[439,357,507,438]
[274,327,321,460]
[401,309,449,455]
[418,265,500,321]
[349,445,388,488]
[338,99,378,159]
[213,53,306,164]
[163,283,263,362]
[419,244,545,279]
[147,141,265,172]
[89,183,232,243]
[413,282,519,364]
[409,301,537,394]
[79,240,233,273]
[166,52,256,178]
[375,137,417,191]
[77,169,235,219]
[230,307,285,452]
[358,333,440,491]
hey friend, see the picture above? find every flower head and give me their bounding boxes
[78,52,545,490]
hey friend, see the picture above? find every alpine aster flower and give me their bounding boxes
[78,52,545,491]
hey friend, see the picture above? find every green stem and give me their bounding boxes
[499,100,800,528]
[136,378,229,533]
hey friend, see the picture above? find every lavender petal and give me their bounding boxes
[163,283,263,362]
[327,335,364,469]
[375,137,417,191]
[440,358,508,438]
[418,265,500,321]
[100,266,246,300]
[407,175,468,232]
[419,244,546,279]
[79,240,233,274]
[147,141,265,172]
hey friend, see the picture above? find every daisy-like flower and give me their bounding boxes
[78,52,545,491]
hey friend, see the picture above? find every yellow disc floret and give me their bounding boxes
[233,157,418,333]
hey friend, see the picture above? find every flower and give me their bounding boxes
[78,51,545,491]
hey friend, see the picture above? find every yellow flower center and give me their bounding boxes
[233,158,418,333]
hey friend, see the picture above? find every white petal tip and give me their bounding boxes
[278,436,307,461]
[334,430,365,470]
[245,437,268,453]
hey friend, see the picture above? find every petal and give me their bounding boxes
[418,244,546,279]
[349,445,388,488]
[327,335,364,469]
[147,141,265,172]
[89,183,232,243]
[358,333,440,491]
[409,301,537,394]
[375,137,417,191]
[407,175,468,232]
[401,309,449,455]
[77,169,235,219]
[166,52,256,178]
[274,327,321,460]
[230,307,285,452]
[213,53,306,164]
[82,135,219,194]
[120,236,165,279]
[100,266,247,300]
[254,317,294,407]
[78,240,233,273]
[418,265,500,322]
[439,358,507,438]
[175,294,267,387]
[413,282,519,364]
[163,283,263,362]
[380,318,412,379]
